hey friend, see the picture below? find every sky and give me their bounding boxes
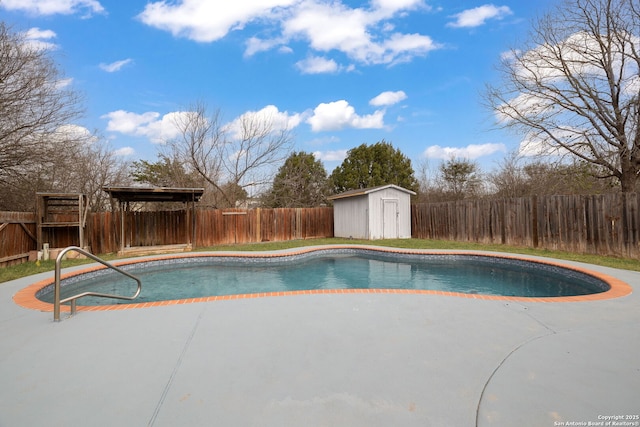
[1,0,558,177]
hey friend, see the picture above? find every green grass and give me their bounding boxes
[2,238,639,284]
[200,238,640,271]
[0,253,120,284]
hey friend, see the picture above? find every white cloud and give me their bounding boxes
[517,128,589,158]
[22,27,59,50]
[313,149,348,162]
[101,110,187,143]
[371,0,426,12]
[283,1,438,65]
[495,92,557,124]
[138,0,297,43]
[500,49,520,62]
[283,2,375,53]
[307,100,385,132]
[517,139,568,157]
[24,27,57,40]
[423,143,506,159]
[447,4,512,28]
[515,31,638,85]
[99,59,132,72]
[138,0,440,67]
[369,90,407,106]
[114,147,135,156]
[245,36,286,57]
[144,112,190,143]
[295,56,339,74]
[51,124,96,144]
[1,0,104,16]
[55,78,74,90]
[103,110,159,134]
[224,105,303,140]
[103,106,302,145]
[380,33,437,64]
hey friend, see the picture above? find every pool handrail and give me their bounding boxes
[53,246,142,322]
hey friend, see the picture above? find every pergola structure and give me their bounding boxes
[103,187,204,255]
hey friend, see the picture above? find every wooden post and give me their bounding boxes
[184,201,190,248]
[36,195,43,251]
[500,199,506,245]
[78,194,84,249]
[191,195,197,249]
[120,201,126,253]
[531,195,539,248]
[256,208,261,242]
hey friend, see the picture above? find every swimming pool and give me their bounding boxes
[30,247,620,307]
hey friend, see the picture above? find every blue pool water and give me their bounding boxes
[37,250,609,305]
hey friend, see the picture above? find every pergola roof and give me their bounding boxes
[103,187,204,203]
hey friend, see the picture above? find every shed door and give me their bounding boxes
[382,199,398,239]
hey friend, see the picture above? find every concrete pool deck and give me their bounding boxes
[1,246,639,426]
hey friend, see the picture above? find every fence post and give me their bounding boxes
[532,195,539,248]
[256,208,261,242]
[500,199,506,245]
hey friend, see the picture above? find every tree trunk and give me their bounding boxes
[619,161,638,193]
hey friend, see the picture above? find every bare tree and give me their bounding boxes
[489,151,617,197]
[0,24,131,212]
[437,158,484,200]
[170,102,293,207]
[74,140,132,211]
[414,159,442,203]
[0,23,84,187]
[487,0,640,192]
[0,132,131,211]
[488,152,531,198]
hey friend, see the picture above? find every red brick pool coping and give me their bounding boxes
[13,246,633,313]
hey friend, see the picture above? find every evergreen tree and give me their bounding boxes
[264,152,329,207]
[131,154,202,188]
[329,141,419,193]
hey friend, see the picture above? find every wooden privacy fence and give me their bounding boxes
[196,207,334,246]
[0,212,37,267]
[89,210,190,254]
[88,207,334,254]
[1,207,333,264]
[3,194,640,265]
[412,193,640,257]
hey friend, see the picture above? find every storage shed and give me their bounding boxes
[327,184,416,240]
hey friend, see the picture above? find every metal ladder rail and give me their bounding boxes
[54,246,142,321]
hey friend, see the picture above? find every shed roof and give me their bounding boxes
[102,186,204,203]
[327,184,416,201]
